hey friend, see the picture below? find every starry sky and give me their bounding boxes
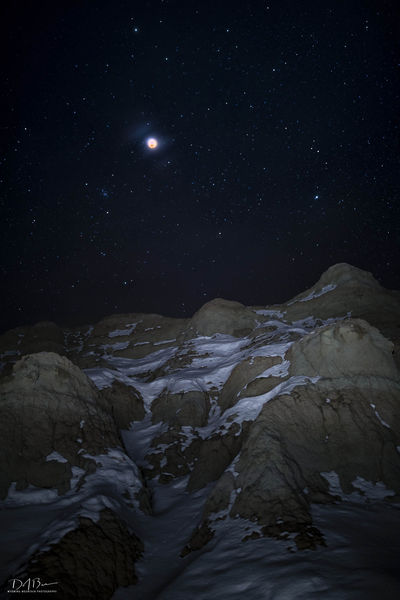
[2,0,400,332]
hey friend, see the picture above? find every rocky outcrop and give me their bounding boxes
[283,263,400,343]
[0,351,149,596]
[151,390,210,428]
[229,382,400,540]
[100,380,145,428]
[18,509,143,600]
[287,318,398,381]
[1,263,400,596]
[0,352,125,498]
[188,317,400,551]
[145,421,249,490]
[219,355,283,412]
[1,263,399,371]
[73,313,188,367]
[0,352,137,498]
[187,423,248,492]
[187,298,257,338]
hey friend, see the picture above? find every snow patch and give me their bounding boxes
[352,477,396,501]
[254,309,285,318]
[195,375,320,440]
[288,284,337,305]
[101,341,130,351]
[255,359,290,379]
[4,483,59,506]
[154,338,176,345]
[225,454,241,477]
[108,323,137,337]
[321,471,396,502]
[45,451,68,463]
[370,403,390,428]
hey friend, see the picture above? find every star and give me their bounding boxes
[2,1,399,333]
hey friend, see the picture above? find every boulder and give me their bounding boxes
[187,298,257,337]
[187,422,249,492]
[18,509,143,600]
[145,421,249,491]
[219,355,283,412]
[287,318,398,380]
[151,390,210,428]
[241,374,286,397]
[229,381,400,542]
[0,352,127,498]
[100,380,145,428]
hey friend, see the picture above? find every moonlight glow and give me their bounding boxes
[147,137,158,149]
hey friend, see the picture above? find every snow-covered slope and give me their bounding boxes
[0,263,400,600]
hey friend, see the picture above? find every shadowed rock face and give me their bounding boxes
[287,318,398,380]
[219,355,283,412]
[71,313,189,368]
[100,380,145,428]
[283,263,400,342]
[0,352,122,498]
[230,382,400,528]
[0,349,152,502]
[144,422,248,489]
[151,390,210,428]
[187,422,250,492]
[19,509,143,600]
[0,352,148,598]
[184,317,400,552]
[0,263,400,595]
[187,298,258,338]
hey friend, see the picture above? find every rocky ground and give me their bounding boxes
[0,263,399,599]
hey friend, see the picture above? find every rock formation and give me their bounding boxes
[16,509,143,600]
[0,352,149,597]
[0,263,399,598]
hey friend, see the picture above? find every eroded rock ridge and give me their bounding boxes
[1,263,399,598]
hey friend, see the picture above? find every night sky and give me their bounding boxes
[2,0,400,333]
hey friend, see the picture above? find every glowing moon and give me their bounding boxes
[147,137,158,149]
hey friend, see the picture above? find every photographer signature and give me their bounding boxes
[7,577,58,593]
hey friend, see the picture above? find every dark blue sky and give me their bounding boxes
[1,0,399,331]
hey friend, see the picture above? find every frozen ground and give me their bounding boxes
[111,473,400,600]
[2,472,399,600]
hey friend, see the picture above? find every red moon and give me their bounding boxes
[147,138,158,149]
